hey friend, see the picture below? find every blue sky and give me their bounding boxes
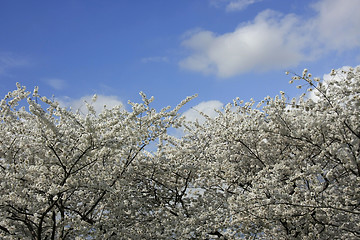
[1,0,359,117]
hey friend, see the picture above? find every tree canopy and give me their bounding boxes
[1,67,359,239]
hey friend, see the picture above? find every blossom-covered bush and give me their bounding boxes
[0,66,359,239]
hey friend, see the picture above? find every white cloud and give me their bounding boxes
[59,94,124,115]
[311,0,360,50]
[44,78,66,90]
[180,10,306,77]
[183,100,223,123]
[180,0,360,78]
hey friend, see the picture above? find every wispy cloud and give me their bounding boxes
[0,53,28,75]
[44,78,67,90]
[180,0,360,78]
[58,94,124,115]
[210,0,262,12]
[226,0,263,12]
[141,56,169,63]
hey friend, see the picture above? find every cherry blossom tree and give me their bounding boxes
[161,67,359,239]
[0,84,195,239]
[1,66,359,239]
